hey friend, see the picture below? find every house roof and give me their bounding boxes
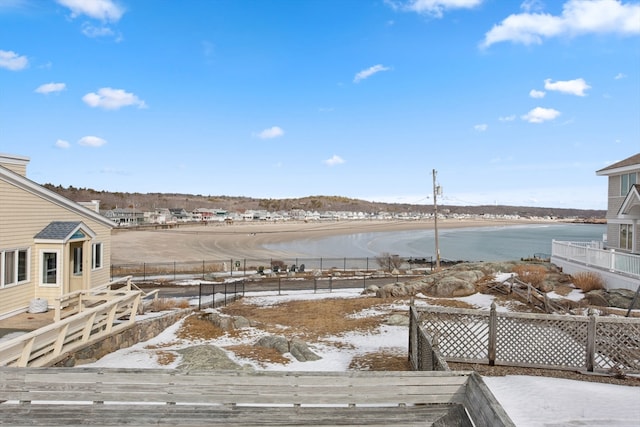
[34,221,96,242]
[596,153,640,175]
[618,184,640,217]
[0,163,114,229]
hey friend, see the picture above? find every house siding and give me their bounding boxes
[0,175,112,317]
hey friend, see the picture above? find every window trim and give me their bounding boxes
[92,242,103,270]
[39,249,61,287]
[1,248,30,288]
[619,224,633,251]
[620,172,637,196]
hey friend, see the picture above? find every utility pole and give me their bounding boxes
[432,169,441,269]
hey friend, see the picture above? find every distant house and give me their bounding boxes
[596,153,640,254]
[0,153,115,318]
[103,207,144,227]
[169,208,191,222]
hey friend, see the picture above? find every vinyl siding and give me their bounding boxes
[0,178,112,317]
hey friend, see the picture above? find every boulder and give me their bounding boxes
[289,339,321,362]
[255,335,289,354]
[431,276,476,297]
[177,345,248,371]
[385,314,410,326]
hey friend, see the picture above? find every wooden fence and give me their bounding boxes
[0,368,514,426]
[0,278,145,367]
[409,305,640,373]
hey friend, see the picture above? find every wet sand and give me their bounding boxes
[111,218,552,264]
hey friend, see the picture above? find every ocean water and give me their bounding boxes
[264,223,606,262]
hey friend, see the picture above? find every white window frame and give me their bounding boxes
[92,242,103,270]
[39,249,61,287]
[1,248,30,288]
[620,172,637,196]
[620,224,633,251]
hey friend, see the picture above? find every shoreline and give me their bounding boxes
[111,218,561,264]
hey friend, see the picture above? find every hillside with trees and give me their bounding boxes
[43,184,606,221]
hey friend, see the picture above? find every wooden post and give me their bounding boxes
[488,303,497,366]
[586,308,596,372]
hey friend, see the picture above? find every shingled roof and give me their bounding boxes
[596,153,640,174]
[34,221,93,241]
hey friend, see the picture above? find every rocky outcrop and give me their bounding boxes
[586,289,640,310]
[177,344,250,371]
[255,335,321,362]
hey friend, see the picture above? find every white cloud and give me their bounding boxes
[520,0,545,13]
[498,114,516,122]
[387,0,483,18]
[544,78,591,96]
[35,82,66,94]
[614,72,627,80]
[78,135,107,147]
[82,87,147,110]
[529,89,545,98]
[55,139,70,149]
[324,155,345,166]
[255,126,284,139]
[521,107,561,123]
[474,123,488,132]
[56,0,124,22]
[353,64,391,83]
[481,0,640,48]
[81,22,115,37]
[0,50,28,70]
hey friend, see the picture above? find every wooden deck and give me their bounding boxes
[0,368,484,426]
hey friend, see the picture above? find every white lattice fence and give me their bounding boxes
[412,305,640,373]
[594,318,640,371]
[496,316,588,369]
[419,308,490,363]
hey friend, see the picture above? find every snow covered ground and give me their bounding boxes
[80,286,640,426]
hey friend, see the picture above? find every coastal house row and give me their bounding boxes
[0,154,114,319]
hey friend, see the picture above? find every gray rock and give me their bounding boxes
[255,335,290,354]
[432,276,476,297]
[386,314,410,326]
[289,339,321,362]
[176,345,247,371]
[232,315,251,329]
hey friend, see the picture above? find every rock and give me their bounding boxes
[289,339,321,362]
[376,283,409,298]
[176,345,247,371]
[585,290,610,307]
[255,335,290,354]
[255,335,321,362]
[233,315,251,329]
[431,276,476,297]
[386,314,410,326]
[607,289,640,310]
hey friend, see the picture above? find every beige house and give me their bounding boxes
[0,153,114,319]
[596,153,640,254]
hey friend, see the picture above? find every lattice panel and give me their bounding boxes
[594,320,640,371]
[420,312,489,360]
[496,317,587,368]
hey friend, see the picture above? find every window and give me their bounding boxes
[620,224,633,251]
[620,173,637,196]
[92,242,103,270]
[1,248,29,288]
[73,246,83,275]
[42,251,58,285]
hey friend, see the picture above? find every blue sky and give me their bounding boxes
[1,0,639,210]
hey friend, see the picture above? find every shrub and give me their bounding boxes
[375,252,403,271]
[148,297,189,312]
[571,272,604,292]
[512,264,546,286]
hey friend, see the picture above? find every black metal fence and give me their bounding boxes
[111,256,434,281]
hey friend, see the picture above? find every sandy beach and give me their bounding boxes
[111,218,552,264]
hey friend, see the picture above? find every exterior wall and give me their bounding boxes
[0,179,112,317]
[604,172,639,253]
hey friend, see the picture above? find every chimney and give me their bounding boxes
[0,153,30,177]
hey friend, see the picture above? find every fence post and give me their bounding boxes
[198,282,202,310]
[173,261,176,281]
[586,308,596,372]
[314,278,317,293]
[329,276,333,293]
[488,302,497,366]
[202,260,205,280]
[278,277,281,295]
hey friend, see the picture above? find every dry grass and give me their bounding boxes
[177,315,226,340]
[571,271,604,292]
[349,351,411,371]
[512,264,546,286]
[148,297,190,312]
[220,296,387,341]
[224,344,291,367]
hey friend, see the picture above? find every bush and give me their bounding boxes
[512,264,546,286]
[375,252,404,271]
[571,272,604,292]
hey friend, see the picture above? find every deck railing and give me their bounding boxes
[551,240,640,279]
[0,279,142,367]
